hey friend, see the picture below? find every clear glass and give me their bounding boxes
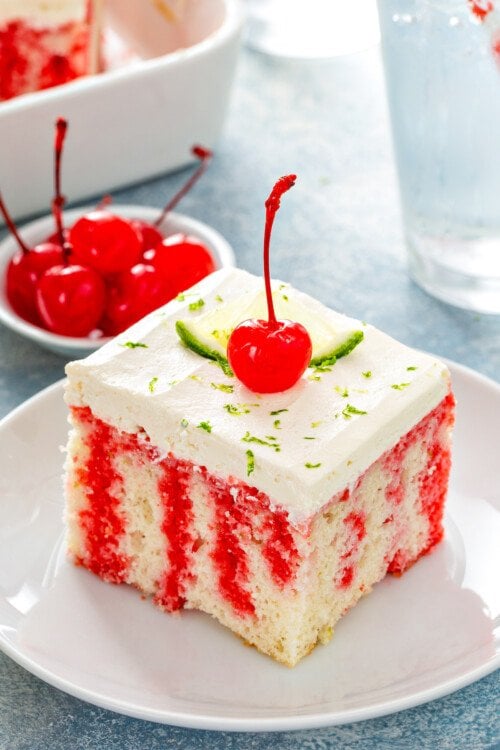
[244,0,380,58]
[378,0,500,314]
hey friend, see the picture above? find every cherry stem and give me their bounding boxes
[51,117,72,263]
[154,145,213,227]
[0,191,31,254]
[263,174,296,325]
[95,193,113,211]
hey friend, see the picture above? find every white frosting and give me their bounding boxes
[0,0,88,25]
[65,268,451,527]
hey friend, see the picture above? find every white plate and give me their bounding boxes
[0,359,498,731]
[0,204,235,358]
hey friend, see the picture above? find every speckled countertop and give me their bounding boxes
[0,41,499,750]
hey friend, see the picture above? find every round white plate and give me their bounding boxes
[0,205,235,359]
[0,359,498,731]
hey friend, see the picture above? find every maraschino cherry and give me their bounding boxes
[227,175,312,393]
[102,262,167,335]
[69,209,143,276]
[35,118,105,336]
[1,115,71,324]
[1,194,63,324]
[144,232,216,299]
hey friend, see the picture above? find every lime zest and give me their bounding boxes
[246,449,255,477]
[121,341,148,349]
[188,298,205,312]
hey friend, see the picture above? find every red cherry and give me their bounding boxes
[102,263,170,335]
[36,264,106,336]
[145,234,216,297]
[69,211,143,275]
[228,319,312,393]
[6,242,64,323]
[227,175,312,393]
[131,219,164,253]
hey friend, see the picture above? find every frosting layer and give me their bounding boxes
[65,268,450,526]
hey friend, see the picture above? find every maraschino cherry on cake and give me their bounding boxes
[0,0,102,101]
[64,177,455,667]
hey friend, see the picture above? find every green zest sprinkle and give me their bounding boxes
[282,294,289,301]
[362,371,372,378]
[121,341,148,349]
[270,408,288,416]
[224,403,251,416]
[246,450,255,477]
[180,418,189,428]
[313,362,333,373]
[335,386,349,398]
[241,432,280,452]
[303,436,316,440]
[188,298,205,312]
[273,419,282,430]
[406,366,418,371]
[176,293,186,301]
[308,374,322,382]
[197,421,212,433]
[311,421,322,428]
[168,379,180,387]
[148,376,158,393]
[189,374,203,382]
[215,294,224,303]
[305,462,321,469]
[342,404,367,419]
[391,383,411,390]
[211,382,234,393]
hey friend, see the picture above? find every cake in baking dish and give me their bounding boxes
[0,0,102,101]
[64,267,454,667]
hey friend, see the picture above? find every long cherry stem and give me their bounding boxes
[154,145,213,227]
[0,192,31,254]
[263,174,296,325]
[51,117,72,263]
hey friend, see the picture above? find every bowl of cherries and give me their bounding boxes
[0,120,234,359]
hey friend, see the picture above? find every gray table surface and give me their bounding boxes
[0,44,499,750]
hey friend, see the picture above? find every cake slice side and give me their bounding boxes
[65,390,454,667]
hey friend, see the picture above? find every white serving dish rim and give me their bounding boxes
[0,0,243,118]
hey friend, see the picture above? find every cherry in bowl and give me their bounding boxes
[0,206,235,358]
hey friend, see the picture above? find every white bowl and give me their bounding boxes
[0,0,243,223]
[0,204,235,359]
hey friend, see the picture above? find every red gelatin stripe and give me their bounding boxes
[72,406,130,583]
[208,479,256,617]
[155,458,196,611]
[206,479,300,617]
[387,392,455,573]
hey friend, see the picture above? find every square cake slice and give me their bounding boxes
[0,0,102,101]
[64,268,454,667]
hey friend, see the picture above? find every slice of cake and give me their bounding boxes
[0,0,102,101]
[64,267,454,667]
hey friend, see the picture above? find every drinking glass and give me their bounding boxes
[378,0,500,313]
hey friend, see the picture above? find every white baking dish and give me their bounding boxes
[0,0,243,222]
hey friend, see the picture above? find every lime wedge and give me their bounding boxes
[175,289,363,370]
